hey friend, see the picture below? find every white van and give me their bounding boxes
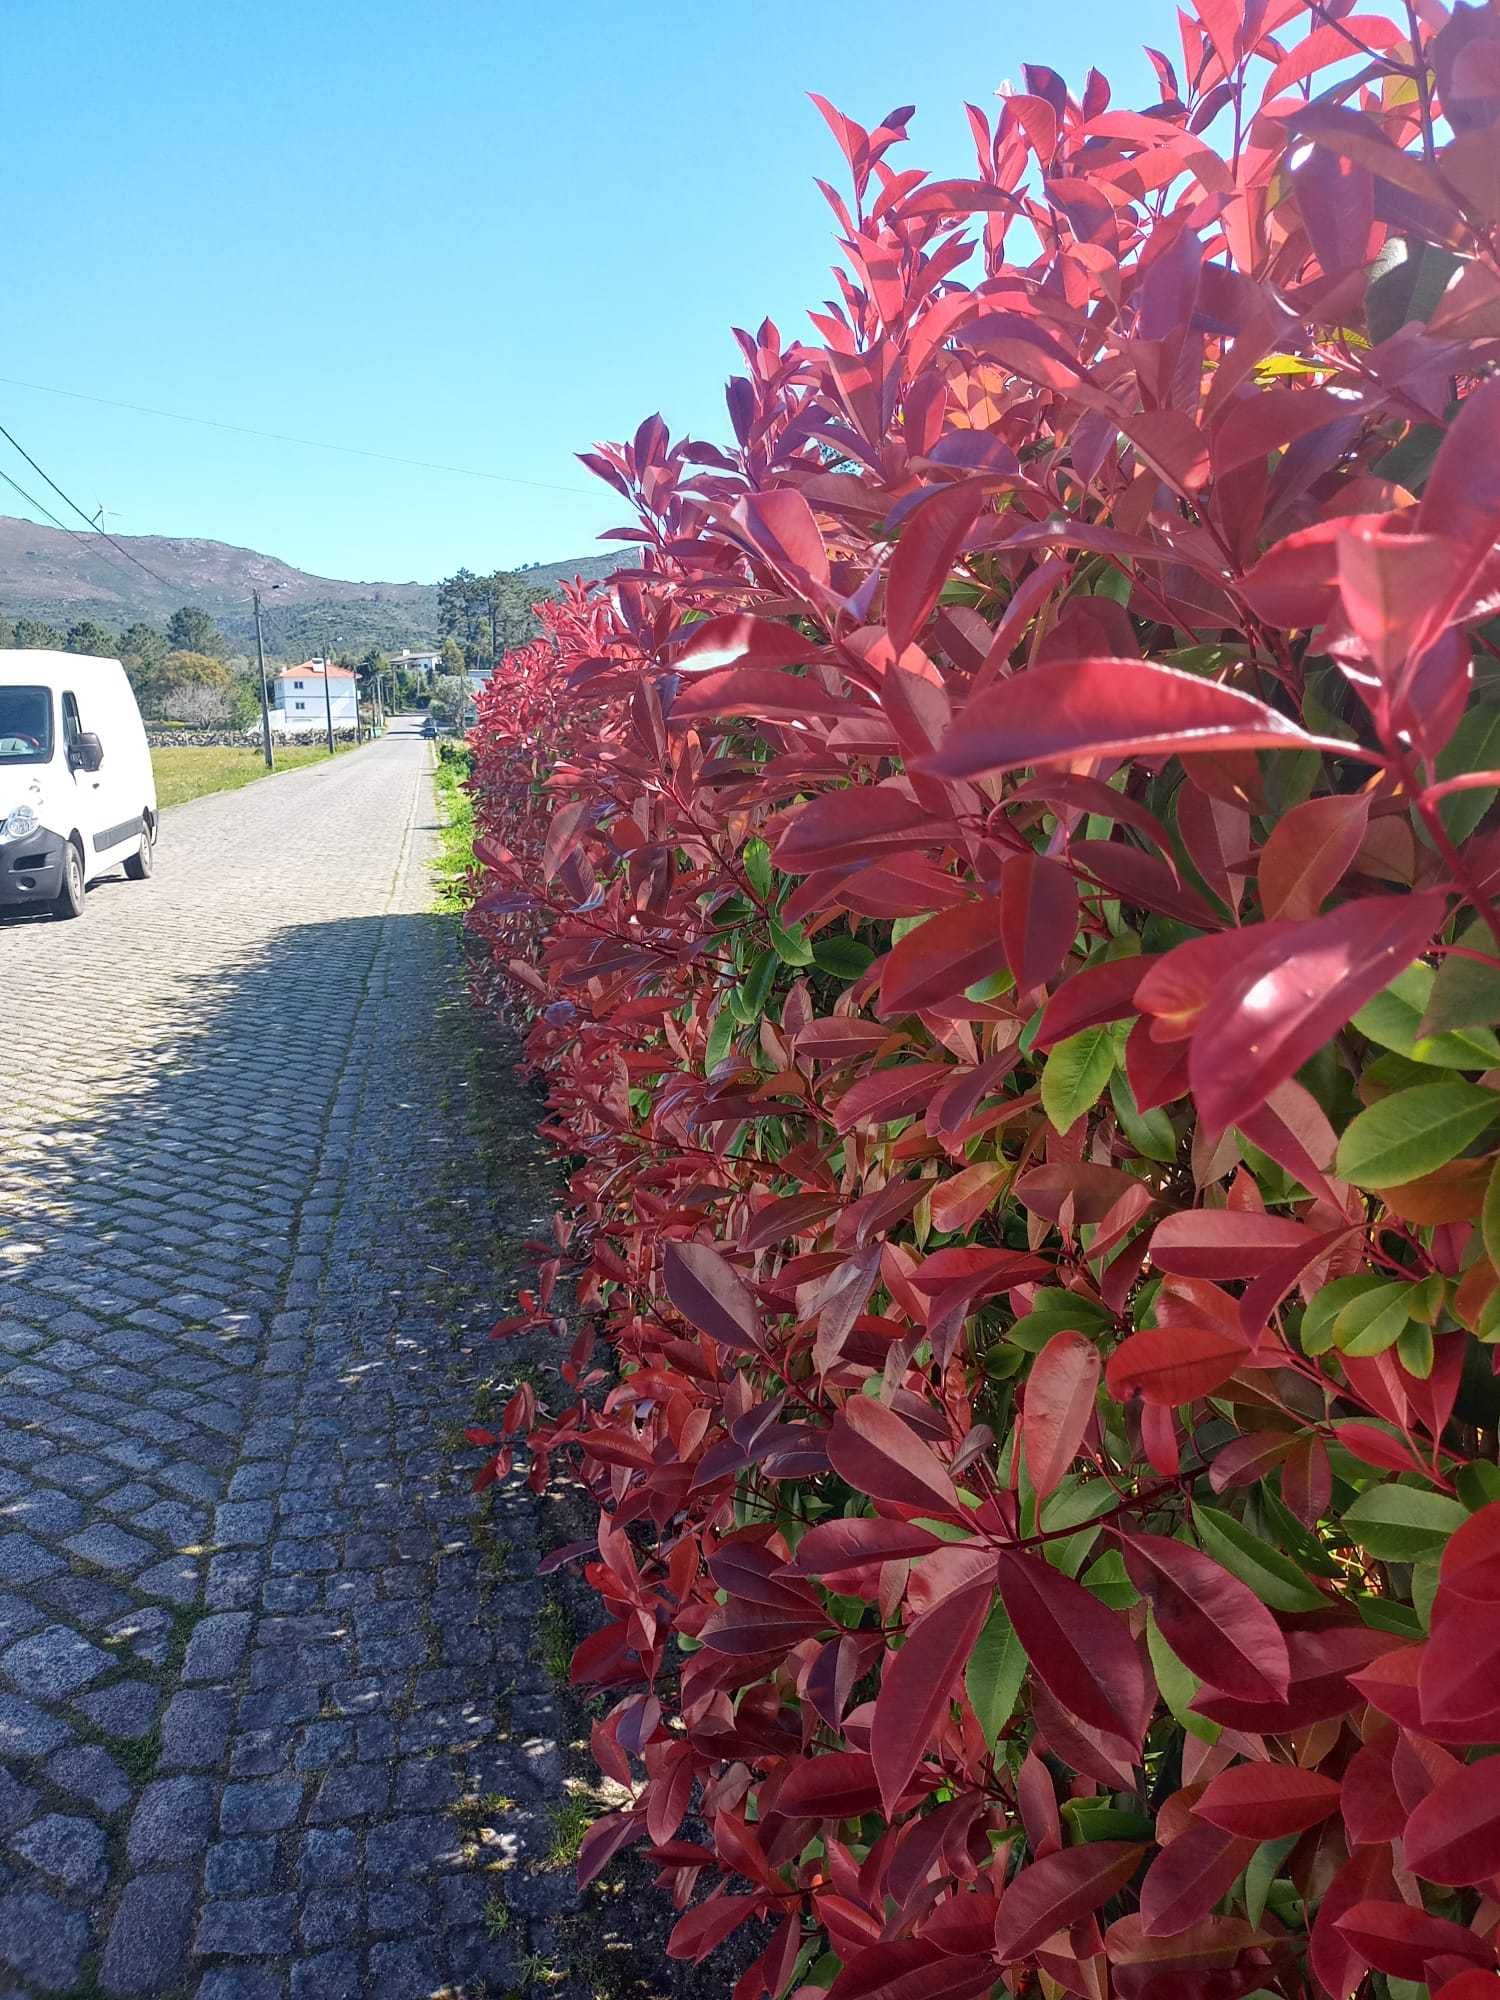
[0,650,157,919]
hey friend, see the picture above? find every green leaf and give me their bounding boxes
[1110,1070,1177,1161]
[1354,963,1500,1069]
[1040,1026,1115,1136]
[1192,1502,1327,1612]
[1485,1157,1500,1274]
[742,837,773,902]
[1422,918,1500,1038]
[1459,1460,1500,1511]
[1341,1485,1468,1562]
[1244,1836,1300,1932]
[1301,1275,1387,1357]
[967,1603,1027,1747]
[1146,1610,1218,1743]
[812,934,874,981]
[1396,1320,1434,1378]
[769,918,814,967]
[729,950,777,1023]
[1332,1280,1413,1358]
[705,1006,737,1071]
[1365,237,1463,344]
[1039,1479,1118,1577]
[1079,1549,1136,1610]
[1334,1081,1500,1188]
[1437,703,1500,843]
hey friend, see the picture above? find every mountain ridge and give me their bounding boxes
[0,514,621,652]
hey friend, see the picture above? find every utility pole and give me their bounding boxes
[322,643,336,757]
[252,589,274,771]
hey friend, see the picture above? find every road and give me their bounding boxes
[0,720,562,1996]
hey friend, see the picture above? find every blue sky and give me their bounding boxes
[5,2,1163,585]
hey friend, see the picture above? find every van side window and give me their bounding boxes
[61,693,82,751]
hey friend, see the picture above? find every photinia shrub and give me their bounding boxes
[465,5,1500,1994]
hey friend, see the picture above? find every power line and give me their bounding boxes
[0,419,174,587]
[0,374,596,497]
[0,461,153,598]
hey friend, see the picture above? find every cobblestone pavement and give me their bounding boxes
[0,723,573,1998]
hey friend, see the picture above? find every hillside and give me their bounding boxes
[0,515,623,654]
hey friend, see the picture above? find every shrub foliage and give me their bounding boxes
[466,5,1500,1993]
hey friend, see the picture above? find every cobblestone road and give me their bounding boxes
[0,724,568,1998]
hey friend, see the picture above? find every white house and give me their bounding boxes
[389,648,442,680]
[269,660,358,734]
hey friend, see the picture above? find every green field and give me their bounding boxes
[151,741,358,809]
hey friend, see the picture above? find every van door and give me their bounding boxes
[59,688,114,863]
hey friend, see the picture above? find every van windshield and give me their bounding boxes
[0,686,53,764]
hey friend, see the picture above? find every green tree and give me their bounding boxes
[428,673,470,728]
[440,635,465,679]
[165,606,224,656]
[0,612,14,649]
[12,617,63,649]
[437,568,538,673]
[65,619,118,656]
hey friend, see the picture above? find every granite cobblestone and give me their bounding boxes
[0,723,584,1995]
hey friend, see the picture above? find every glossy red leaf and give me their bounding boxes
[662,1241,764,1354]
[1022,1330,1101,1499]
[1120,1531,1290,1701]
[886,482,990,655]
[999,850,1079,995]
[1334,1900,1496,1982]
[879,903,1007,1016]
[1138,1821,1258,1938]
[1258,792,1371,922]
[826,1395,967,1521]
[1104,1322,1249,1404]
[1188,893,1449,1134]
[826,1941,999,2000]
[872,1574,994,1814]
[775,787,957,870]
[1149,1210,1324,1279]
[671,612,826,673]
[1193,1761,1342,1839]
[666,1891,762,1963]
[927,658,1342,779]
[996,1549,1149,1747]
[992,1842,1146,1961]
[776,1751,884,1819]
[1405,1756,1500,1886]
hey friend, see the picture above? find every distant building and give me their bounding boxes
[269,660,358,734]
[389,648,442,681]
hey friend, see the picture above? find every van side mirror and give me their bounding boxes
[71,732,104,773]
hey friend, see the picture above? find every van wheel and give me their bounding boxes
[53,839,85,920]
[124,819,154,881]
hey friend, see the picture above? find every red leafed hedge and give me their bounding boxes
[465,5,1500,1994]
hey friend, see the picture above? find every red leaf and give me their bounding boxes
[1418,375,1500,617]
[1193,1762,1342,1839]
[1034,955,1155,1048]
[1434,1977,1500,2000]
[826,1396,966,1520]
[927,659,1344,779]
[1258,793,1371,922]
[834,1062,954,1135]
[666,1891,762,1963]
[1334,1900,1496,1982]
[1022,1330,1102,1499]
[1405,1756,1500,1886]
[928,1162,1008,1234]
[775,787,957,871]
[1138,1822,1258,1938]
[1188,893,1448,1133]
[879,903,1007,1015]
[671,667,869,722]
[1149,1210,1325,1280]
[1120,1531,1290,1702]
[827,1941,999,2000]
[662,1241,764,1354]
[872,1574,994,1814]
[672,613,826,673]
[1310,1846,1397,1999]
[576,1810,646,1889]
[996,1549,1149,1747]
[992,1842,1146,1961]
[1438,1498,1500,1606]
[1104,1322,1249,1404]
[782,1518,944,1579]
[734,488,830,588]
[775,1752,884,1819]
[999,850,1079,995]
[887,483,989,655]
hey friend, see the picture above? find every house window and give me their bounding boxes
[294,701,306,711]
[293,680,304,689]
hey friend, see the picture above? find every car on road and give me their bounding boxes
[421,717,437,739]
[0,651,157,919]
